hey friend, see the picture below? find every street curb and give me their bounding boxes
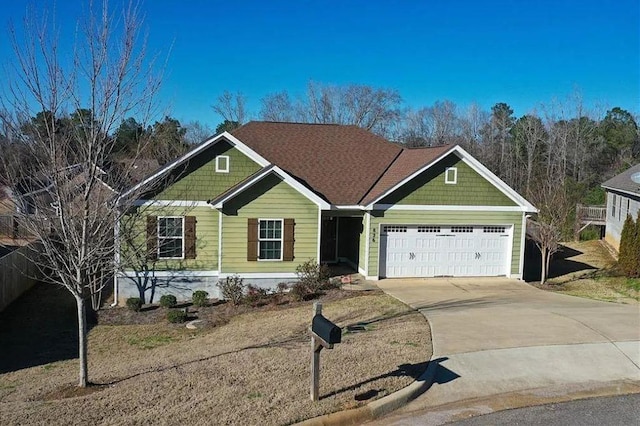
[296,356,439,426]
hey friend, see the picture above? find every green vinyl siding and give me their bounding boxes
[155,141,262,201]
[221,174,319,273]
[121,206,218,271]
[380,154,516,206]
[367,210,523,277]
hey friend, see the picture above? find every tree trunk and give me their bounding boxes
[75,295,89,387]
[540,246,547,284]
[546,251,552,280]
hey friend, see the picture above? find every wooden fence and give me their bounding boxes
[0,244,40,312]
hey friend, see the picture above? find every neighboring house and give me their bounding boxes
[0,185,17,215]
[115,121,537,302]
[0,166,116,240]
[602,163,640,251]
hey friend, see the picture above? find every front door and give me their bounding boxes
[320,217,337,263]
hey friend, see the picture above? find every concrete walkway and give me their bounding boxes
[368,278,640,425]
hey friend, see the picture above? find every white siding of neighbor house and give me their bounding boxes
[605,191,640,251]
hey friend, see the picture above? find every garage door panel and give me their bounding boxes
[380,224,511,278]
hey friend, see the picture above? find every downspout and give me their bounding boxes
[111,206,121,307]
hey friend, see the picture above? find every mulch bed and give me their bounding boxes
[97,288,381,327]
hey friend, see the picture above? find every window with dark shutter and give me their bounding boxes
[146,216,158,261]
[184,216,197,259]
[247,218,258,261]
[283,218,295,261]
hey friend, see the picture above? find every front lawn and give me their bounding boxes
[0,285,431,425]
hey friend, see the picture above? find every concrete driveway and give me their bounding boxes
[369,278,640,425]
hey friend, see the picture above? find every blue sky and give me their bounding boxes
[1,0,638,128]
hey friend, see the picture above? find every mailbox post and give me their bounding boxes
[310,302,342,401]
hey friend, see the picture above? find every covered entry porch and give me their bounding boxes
[319,211,364,271]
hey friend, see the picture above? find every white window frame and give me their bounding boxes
[215,155,230,173]
[258,218,283,261]
[445,167,457,184]
[618,195,622,220]
[611,194,616,218]
[157,216,185,260]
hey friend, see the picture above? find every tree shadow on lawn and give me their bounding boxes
[102,333,311,386]
[524,240,597,282]
[0,283,88,374]
[101,307,430,387]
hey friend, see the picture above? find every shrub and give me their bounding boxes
[243,284,269,306]
[192,290,209,307]
[217,275,244,305]
[619,213,640,278]
[159,294,178,308]
[289,282,312,302]
[295,260,330,293]
[167,309,187,323]
[579,225,600,241]
[126,297,142,312]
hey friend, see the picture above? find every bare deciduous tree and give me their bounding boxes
[527,178,575,284]
[258,82,402,138]
[184,120,213,144]
[260,91,295,122]
[212,90,246,126]
[0,0,163,387]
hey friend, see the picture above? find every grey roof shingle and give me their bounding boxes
[602,164,640,196]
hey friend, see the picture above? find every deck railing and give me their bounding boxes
[576,204,606,224]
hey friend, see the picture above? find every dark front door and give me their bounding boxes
[320,217,337,263]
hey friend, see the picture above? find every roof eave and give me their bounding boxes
[363,145,537,213]
[601,184,640,198]
[211,165,330,210]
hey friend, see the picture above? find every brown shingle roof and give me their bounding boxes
[362,144,455,204]
[232,122,402,205]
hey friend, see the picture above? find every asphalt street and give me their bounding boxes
[449,393,640,426]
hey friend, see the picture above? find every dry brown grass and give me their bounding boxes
[0,291,431,425]
[536,240,639,304]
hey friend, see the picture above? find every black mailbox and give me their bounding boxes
[312,314,342,344]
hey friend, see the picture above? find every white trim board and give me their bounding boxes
[369,204,530,212]
[212,165,331,210]
[602,186,640,199]
[118,270,220,278]
[118,270,299,280]
[133,200,210,207]
[218,272,298,279]
[518,212,528,280]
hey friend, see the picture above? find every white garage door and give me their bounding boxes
[380,225,511,278]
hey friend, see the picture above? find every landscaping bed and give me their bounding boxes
[0,285,431,425]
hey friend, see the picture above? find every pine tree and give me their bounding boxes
[632,212,640,278]
[618,214,635,276]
